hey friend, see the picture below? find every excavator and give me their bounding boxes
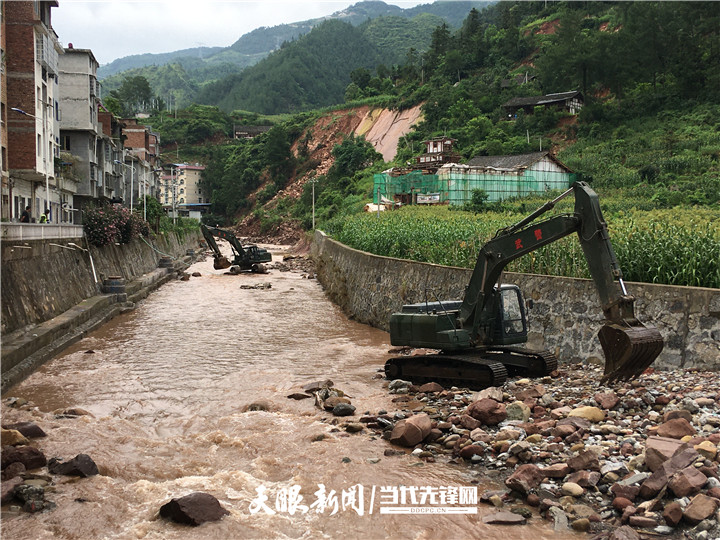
[385,181,664,389]
[200,223,272,273]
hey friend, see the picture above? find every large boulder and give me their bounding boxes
[668,466,707,498]
[1,446,46,471]
[568,406,605,423]
[1,429,29,446]
[160,492,230,525]
[506,401,531,422]
[655,418,696,439]
[466,399,507,426]
[389,413,432,447]
[505,464,545,495]
[640,447,700,499]
[645,437,689,472]
[683,494,719,525]
[567,450,600,472]
[1,477,23,504]
[1,422,47,439]
[48,454,99,477]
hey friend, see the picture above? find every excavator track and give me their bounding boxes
[384,355,508,390]
[481,347,558,377]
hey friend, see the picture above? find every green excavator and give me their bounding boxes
[385,181,664,389]
[201,224,272,273]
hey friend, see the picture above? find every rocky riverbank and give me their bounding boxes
[338,361,720,539]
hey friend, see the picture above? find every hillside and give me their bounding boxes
[196,17,444,114]
[135,0,717,246]
[98,0,490,104]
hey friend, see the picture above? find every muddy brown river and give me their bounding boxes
[2,246,577,539]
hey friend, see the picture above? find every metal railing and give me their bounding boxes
[1,223,84,241]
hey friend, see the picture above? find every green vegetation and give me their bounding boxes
[112,1,718,290]
[82,204,146,247]
[198,20,384,114]
[324,202,720,289]
[83,198,199,247]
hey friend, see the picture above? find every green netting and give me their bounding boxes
[373,172,444,203]
[374,170,576,205]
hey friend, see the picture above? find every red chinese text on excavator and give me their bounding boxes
[386,181,664,389]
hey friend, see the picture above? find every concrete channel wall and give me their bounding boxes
[311,231,720,371]
[1,231,203,392]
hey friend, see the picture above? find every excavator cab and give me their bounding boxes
[495,285,528,344]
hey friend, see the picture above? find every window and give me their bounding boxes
[500,288,525,335]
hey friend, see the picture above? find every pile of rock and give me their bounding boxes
[288,380,356,417]
[1,410,99,514]
[272,254,316,277]
[364,366,720,538]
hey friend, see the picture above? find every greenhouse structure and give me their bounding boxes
[374,152,576,206]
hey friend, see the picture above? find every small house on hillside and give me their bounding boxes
[503,91,583,116]
[374,151,575,206]
[234,125,272,139]
[412,137,462,172]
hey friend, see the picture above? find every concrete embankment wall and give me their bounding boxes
[311,231,720,371]
[1,231,203,392]
[2,232,202,336]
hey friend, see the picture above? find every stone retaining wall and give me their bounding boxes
[311,231,720,370]
[1,232,203,335]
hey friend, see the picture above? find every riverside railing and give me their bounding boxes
[1,223,84,241]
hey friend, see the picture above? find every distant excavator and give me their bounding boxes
[386,181,664,389]
[200,224,272,273]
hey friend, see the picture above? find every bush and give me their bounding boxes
[83,204,145,247]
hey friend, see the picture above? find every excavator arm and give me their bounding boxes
[458,181,663,382]
[200,224,233,269]
[200,224,272,271]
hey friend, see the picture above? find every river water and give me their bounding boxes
[2,246,576,539]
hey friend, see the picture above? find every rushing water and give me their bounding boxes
[2,247,577,539]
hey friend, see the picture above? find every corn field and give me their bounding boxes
[325,206,720,289]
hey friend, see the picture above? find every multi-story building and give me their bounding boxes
[5,0,63,223]
[122,118,161,209]
[160,163,209,221]
[57,45,111,222]
[97,107,124,203]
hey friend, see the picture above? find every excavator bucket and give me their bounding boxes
[598,322,664,384]
[213,256,232,270]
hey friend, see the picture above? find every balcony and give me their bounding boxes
[36,34,59,75]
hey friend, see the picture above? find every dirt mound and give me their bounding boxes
[234,104,422,244]
[238,215,305,246]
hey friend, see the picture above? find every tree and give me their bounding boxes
[111,75,153,116]
[350,67,372,90]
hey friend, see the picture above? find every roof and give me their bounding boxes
[423,137,456,143]
[464,151,572,172]
[503,91,582,108]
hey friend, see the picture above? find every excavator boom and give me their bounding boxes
[388,182,663,386]
[200,224,272,272]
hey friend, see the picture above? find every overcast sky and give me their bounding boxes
[52,0,428,66]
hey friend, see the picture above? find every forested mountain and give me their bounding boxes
[133,1,718,236]
[196,15,449,113]
[99,0,490,103]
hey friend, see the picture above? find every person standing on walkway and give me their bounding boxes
[20,206,31,223]
[39,209,49,223]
